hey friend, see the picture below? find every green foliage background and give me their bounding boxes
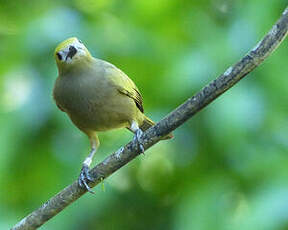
[1,0,288,229]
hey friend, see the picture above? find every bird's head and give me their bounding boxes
[54,37,92,73]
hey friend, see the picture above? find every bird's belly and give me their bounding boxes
[54,74,136,132]
[66,92,135,132]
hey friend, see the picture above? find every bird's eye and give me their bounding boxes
[56,52,62,61]
[78,39,83,44]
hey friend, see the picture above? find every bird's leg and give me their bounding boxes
[78,148,96,193]
[78,133,99,194]
[130,121,145,153]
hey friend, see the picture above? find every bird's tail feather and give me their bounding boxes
[140,115,173,140]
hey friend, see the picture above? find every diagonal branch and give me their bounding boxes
[12,6,288,230]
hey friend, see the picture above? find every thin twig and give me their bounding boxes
[12,6,288,230]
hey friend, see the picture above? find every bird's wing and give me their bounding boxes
[56,103,65,112]
[102,60,144,113]
[117,86,144,113]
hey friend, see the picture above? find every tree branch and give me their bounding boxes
[12,6,288,230]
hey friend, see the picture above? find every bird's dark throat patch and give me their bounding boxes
[66,46,77,60]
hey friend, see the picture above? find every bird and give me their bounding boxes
[53,37,173,193]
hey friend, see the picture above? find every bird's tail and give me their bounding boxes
[140,115,173,140]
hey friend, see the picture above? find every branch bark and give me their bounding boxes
[12,6,288,230]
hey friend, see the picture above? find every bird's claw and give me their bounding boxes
[133,129,145,154]
[78,164,95,194]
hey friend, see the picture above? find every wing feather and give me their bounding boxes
[102,61,144,113]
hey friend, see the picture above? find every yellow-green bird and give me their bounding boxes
[53,37,172,192]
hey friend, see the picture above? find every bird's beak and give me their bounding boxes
[66,46,77,60]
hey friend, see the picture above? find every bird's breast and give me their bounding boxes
[53,73,134,131]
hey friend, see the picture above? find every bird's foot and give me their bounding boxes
[133,129,145,154]
[78,164,95,194]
